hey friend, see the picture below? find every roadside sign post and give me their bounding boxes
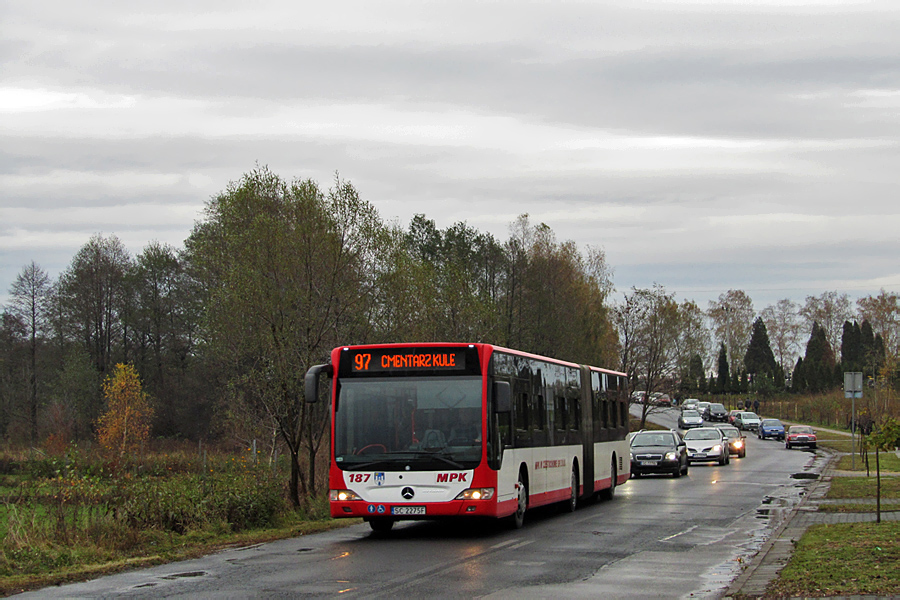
[844,371,863,470]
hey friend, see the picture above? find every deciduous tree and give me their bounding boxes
[7,262,51,444]
[708,290,754,376]
[616,285,680,428]
[186,167,382,505]
[96,363,154,456]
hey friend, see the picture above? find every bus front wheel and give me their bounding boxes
[510,472,528,529]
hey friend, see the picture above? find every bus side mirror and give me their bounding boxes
[493,381,511,413]
[305,364,333,403]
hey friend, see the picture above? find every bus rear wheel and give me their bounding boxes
[567,468,578,512]
[600,459,617,500]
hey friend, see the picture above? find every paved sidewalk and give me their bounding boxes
[724,451,900,599]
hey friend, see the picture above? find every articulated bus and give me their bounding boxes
[305,343,630,533]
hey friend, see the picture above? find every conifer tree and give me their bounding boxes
[840,320,862,371]
[717,343,730,394]
[744,317,778,380]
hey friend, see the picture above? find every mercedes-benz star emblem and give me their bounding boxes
[401,487,415,500]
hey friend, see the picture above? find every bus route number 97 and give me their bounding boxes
[354,353,372,371]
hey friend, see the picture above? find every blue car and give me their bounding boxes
[757,418,785,440]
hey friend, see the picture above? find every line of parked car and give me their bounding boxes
[630,398,818,478]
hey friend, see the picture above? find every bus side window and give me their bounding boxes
[515,392,530,430]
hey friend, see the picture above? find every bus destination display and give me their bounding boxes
[349,349,467,373]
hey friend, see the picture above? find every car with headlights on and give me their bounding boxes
[785,425,817,449]
[677,409,704,430]
[630,430,689,478]
[719,425,746,458]
[683,427,730,465]
[758,418,785,440]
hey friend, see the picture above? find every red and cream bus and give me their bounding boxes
[305,343,630,533]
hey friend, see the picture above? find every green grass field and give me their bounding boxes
[0,447,348,595]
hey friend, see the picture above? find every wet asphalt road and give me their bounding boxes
[19,408,819,599]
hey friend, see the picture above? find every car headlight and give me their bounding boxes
[734,440,743,448]
[454,488,495,501]
[665,451,677,461]
[712,444,722,453]
[330,489,363,501]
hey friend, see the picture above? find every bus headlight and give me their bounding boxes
[454,488,495,501]
[330,489,363,502]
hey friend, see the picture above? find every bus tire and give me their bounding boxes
[510,470,528,529]
[369,518,394,534]
[567,467,579,512]
[600,458,617,501]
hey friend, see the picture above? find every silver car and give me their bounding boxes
[734,411,761,431]
[683,427,730,465]
[677,409,704,429]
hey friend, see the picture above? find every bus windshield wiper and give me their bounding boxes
[388,450,465,469]
[342,460,386,471]
[342,451,466,470]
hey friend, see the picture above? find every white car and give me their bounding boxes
[683,427,730,465]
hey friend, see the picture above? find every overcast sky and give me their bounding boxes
[2,0,899,313]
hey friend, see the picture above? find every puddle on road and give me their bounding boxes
[161,571,207,580]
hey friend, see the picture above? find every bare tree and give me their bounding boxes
[8,262,51,444]
[857,290,900,355]
[615,285,681,429]
[707,290,754,375]
[761,298,804,375]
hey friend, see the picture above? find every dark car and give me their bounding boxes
[758,418,785,440]
[785,425,817,449]
[719,425,746,458]
[704,403,728,422]
[630,430,689,478]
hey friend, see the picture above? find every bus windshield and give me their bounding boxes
[334,376,483,471]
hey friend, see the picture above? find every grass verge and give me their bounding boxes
[818,503,900,513]
[0,513,357,596]
[766,522,900,597]
[827,475,900,499]
[835,452,900,473]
